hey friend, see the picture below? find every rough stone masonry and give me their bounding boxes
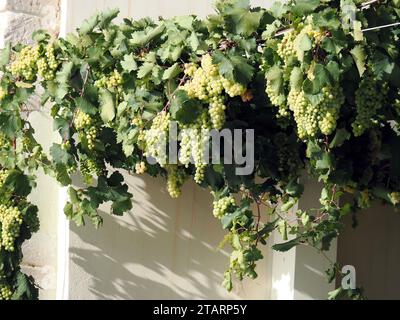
[0,0,60,47]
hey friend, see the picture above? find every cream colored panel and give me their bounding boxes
[69,174,271,299]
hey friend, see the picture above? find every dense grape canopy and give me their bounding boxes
[0,0,400,300]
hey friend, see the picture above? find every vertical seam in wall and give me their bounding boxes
[56,0,70,300]
[56,187,70,300]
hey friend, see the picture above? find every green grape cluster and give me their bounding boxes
[80,158,104,180]
[143,111,171,166]
[288,86,344,139]
[10,46,40,81]
[277,30,297,62]
[166,165,187,198]
[0,286,13,300]
[131,115,143,127]
[213,196,236,219]
[0,204,23,252]
[74,109,97,150]
[390,192,400,205]
[275,22,325,64]
[135,161,147,175]
[37,44,58,80]
[300,23,326,44]
[352,78,387,137]
[0,88,7,101]
[209,96,227,130]
[74,109,92,129]
[274,134,302,180]
[95,70,123,93]
[182,54,246,130]
[0,169,8,186]
[266,80,288,117]
[228,243,262,284]
[85,127,97,150]
[0,134,10,149]
[183,63,197,77]
[179,125,209,184]
[179,127,192,167]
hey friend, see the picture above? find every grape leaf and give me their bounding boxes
[272,238,301,252]
[229,55,255,85]
[170,90,203,124]
[223,8,263,37]
[326,61,340,82]
[290,67,303,90]
[2,170,32,197]
[330,128,350,148]
[266,66,285,104]
[99,89,115,123]
[56,61,74,84]
[350,45,366,76]
[213,51,234,81]
[298,34,312,51]
[162,63,182,80]
[79,12,100,34]
[0,112,21,138]
[313,9,341,29]
[188,32,200,51]
[12,272,38,300]
[371,52,394,80]
[137,62,155,79]
[175,16,194,30]
[292,0,321,16]
[50,144,70,165]
[121,53,138,72]
[130,24,166,47]
[75,96,97,115]
[98,8,120,29]
[269,1,288,18]
[213,51,254,85]
[352,21,363,42]
[0,43,11,69]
